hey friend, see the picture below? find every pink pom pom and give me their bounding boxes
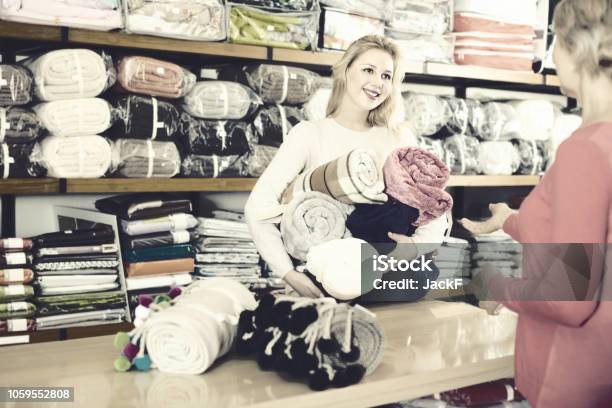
[123,342,139,360]
[168,287,182,299]
[139,294,154,308]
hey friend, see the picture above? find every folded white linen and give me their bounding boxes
[126,273,192,291]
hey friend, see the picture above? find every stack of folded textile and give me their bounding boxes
[0,237,36,333]
[471,230,522,278]
[194,210,283,290]
[385,0,454,64]
[32,227,127,330]
[0,0,123,31]
[453,0,538,71]
[95,194,196,295]
[436,237,472,281]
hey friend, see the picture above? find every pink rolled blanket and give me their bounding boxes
[383,147,453,226]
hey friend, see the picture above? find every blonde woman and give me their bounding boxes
[245,35,447,297]
[461,0,612,406]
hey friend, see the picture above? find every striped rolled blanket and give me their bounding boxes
[0,107,42,144]
[116,56,196,99]
[26,49,114,101]
[183,81,262,120]
[0,64,33,106]
[280,191,353,261]
[112,139,181,178]
[40,135,111,178]
[282,149,387,205]
[383,147,453,226]
[34,98,112,137]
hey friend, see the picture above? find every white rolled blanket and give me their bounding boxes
[280,191,353,261]
[34,98,112,137]
[477,141,520,175]
[183,81,261,120]
[26,49,113,101]
[40,135,112,178]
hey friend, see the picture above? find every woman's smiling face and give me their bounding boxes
[342,48,395,112]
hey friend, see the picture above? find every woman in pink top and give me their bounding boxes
[460,1,612,406]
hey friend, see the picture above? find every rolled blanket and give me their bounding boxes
[416,136,445,161]
[112,139,181,178]
[127,279,257,374]
[25,49,114,101]
[387,0,451,35]
[0,238,33,251]
[0,65,33,106]
[122,230,197,250]
[0,142,46,178]
[477,141,520,175]
[116,56,196,99]
[280,191,353,261]
[475,102,520,141]
[0,268,35,284]
[282,149,387,205]
[0,318,36,332]
[0,301,36,319]
[252,104,306,147]
[346,198,419,245]
[40,135,111,178]
[95,194,193,221]
[181,154,249,177]
[34,98,112,137]
[442,134,480,175]
[121,213,198,236]
[180,116,254,156]
[183,81,261,120]
[0,107,43,143]
[111,95,181,141]
[33,228,115,248]
[511,100,556,141]
[246,145,278,177]
[403,93,451,137]
[383,147,453,226]
[0,284,34,302]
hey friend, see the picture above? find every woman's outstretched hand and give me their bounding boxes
[284,269,323,298]
[459,203,515,235]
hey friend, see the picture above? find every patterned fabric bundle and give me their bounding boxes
[112,139,181,178]
[383,147,453,226]
[183,81,261,120]
[228,4,318,50]
[0,301,36,319]
[416,136,445,161]
[236,294,384,391]
[181,154,249,177]
[0,107,43,143]
[386,0,452,35]
[111,95,181,141]
[246,145,278,177]
[34,98,112,137]
[231,0,317,11]
[252,104,306,146]
[477,141,520,175]
[0,142,46,178]
[116,56,196,99]
[0,65,33,106]
[124,0,226,42]
[403,93,452,137]
[442,134,480,174]
[40,135,111,178]
[26,49,115,101]
[95,194,192,220]
[35,255,120,272]
[280,191,352,261]
[122,230,198,250]
[281,149,387,205]
[511,139,547,175]
[35,291,126,317]
[181,117,253,156]
[0,268,34,284]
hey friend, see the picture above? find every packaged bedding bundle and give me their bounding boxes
[182,81,262,120]
[123,0,227,41]
[0,142,47,178]
[116,56,196,99]
[0,0,123,31]
[0,64,34,106]
[0,106,43,144]
[109,95,182,142]
[111,139,182,178]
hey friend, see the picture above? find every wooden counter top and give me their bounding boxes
[0,301,517,408]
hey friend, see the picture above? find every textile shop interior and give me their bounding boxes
[0,0,577,407]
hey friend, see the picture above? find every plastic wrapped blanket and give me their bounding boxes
[181,117,253,156]
[111,95,181,141]
[474,101,520,141]
[34,98,112,137]
[123,0,226,41]
[228,3,318,50]
[183,81,261,120]
[0,142,46,178]
[0,0,123,31]
[386,0,452,35]
[242,64,320,104]
[25,49,115,101]
[477,141,520,175]
[511,139,547,175]
[41,135,111,178]
[442,134,480,174]
[0,107,42,144]
[403,93,451,137]
[252,105,306,146]
[116,56,196,99]
[0,64,33,106]
[246,145,278,177]
[321,7,385,51]
[112,139,181,178]
[231,0,317,11]
[181,154,249,177]
[510,100,556,141]
[320,0,387,19]
[416,136,445,161]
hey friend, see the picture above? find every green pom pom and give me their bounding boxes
[113,332,131,351]
[114,355,132,372]
[154,295,171,304]
[157,301,171,309]
[133,355,151,371]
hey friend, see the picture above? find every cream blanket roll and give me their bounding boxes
[40,135,111,178]
[34,98,112,137]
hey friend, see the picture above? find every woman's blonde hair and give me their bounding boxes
[326,35,405,132]
[553,0,612,78]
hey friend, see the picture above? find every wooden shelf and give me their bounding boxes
[0,178,59,194]
[65,178,258,193]
[0,21,62,42]
[426,62,544,85]
[447,175,540,187]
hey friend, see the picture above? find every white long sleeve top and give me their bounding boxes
[244,118,449,278]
